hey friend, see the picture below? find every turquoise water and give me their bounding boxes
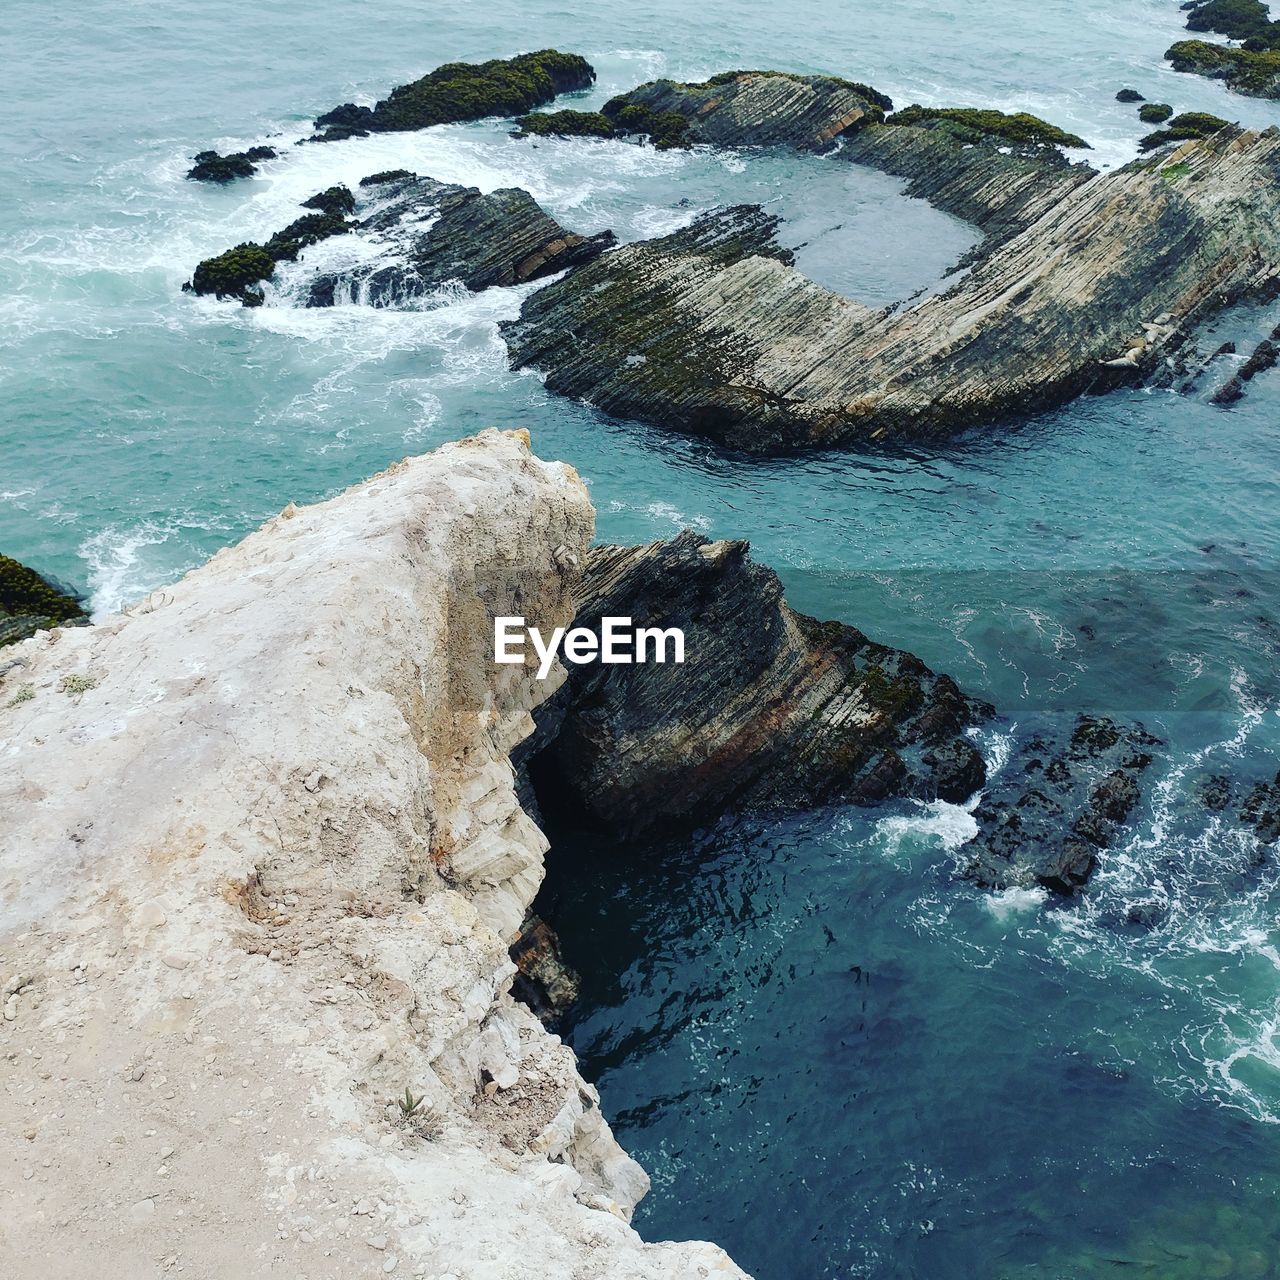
[6,0,1280,1275]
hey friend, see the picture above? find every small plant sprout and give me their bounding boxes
[397,1087,424,1119]
[60,673,97,695]
[6,683,35,707]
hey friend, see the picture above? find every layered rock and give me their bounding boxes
[598,70,892,152]
[189,173,614,307]
[962,716,1163,895]
[0,553,87,652]
[311,51,596,141]
[520,532,991,842]
[840,117,1093,249]
[0,431,746,1280]
[504,127,1280,452]
[306,173,615,307]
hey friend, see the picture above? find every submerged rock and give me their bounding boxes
[503,126,1280,452]
[521,532,991,841]
[311,50,596,140]
[0,554,87,650]
[963,716,1163,895]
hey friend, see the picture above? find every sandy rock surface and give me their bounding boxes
[0,429,747,1280]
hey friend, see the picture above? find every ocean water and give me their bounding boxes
[5,0,1280,1275]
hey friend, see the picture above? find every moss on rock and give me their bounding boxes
[1166,38,1280,96]
[886,105,1089,150]
[188,243,278,301]
[512,109,618,140]
[1138,102,1174,123]
[312,50,595,140]
[1138,110,1234,151]
[1115,88,1145,102]
[0,554,87,648]
[358,169,416,186]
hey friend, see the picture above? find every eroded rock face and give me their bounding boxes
[521,532,991,841]
[0,432,746,1280]
[505,128,1280,452]
[601,70,891,152]
[510,912,582,1021]
[962,716,1163,895]
[306,173,616,307]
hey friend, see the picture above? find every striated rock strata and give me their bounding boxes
[0,431,746,1280]
[520,531,992,841]
[504,127,1280,453]
[307,172,615,307]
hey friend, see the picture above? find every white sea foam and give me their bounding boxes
[80,520,184,617]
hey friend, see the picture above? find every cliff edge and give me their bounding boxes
[0,431,746,1280]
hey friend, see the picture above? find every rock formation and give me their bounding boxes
[186,145,278,183]
[519,532,991,841]
[503,125,1280,453]
[962,716,1163,895]
[0,553,87,652]
[596,70,892,152]
[306,172,616,307]
[189,173,614,306]
[0,431,746,1280]
[1166,1,1280,98]
[311,51,596,141]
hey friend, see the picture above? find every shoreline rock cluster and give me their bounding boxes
[1166,0,1280,98]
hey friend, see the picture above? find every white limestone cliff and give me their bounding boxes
[0,430,748,1280]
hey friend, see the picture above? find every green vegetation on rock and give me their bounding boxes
[1186,0,1279,46]
[0,554,87,648]
[188,243,278,302]
[1138,102,1174,123]
[512,109,618,140]
[312,51,595,140]
[1166,38,1280,96]
[1138,110,1234,151]
[601,100,692,148]
[885,105,1089,150]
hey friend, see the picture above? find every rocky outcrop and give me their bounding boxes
[596,70,892,152]
[186,145,277,183]
[520,532,991,842]
[1166,39,1280,98]
[0,432,746,1280]
[311,51,596,141]
[189,173,614,306]
[962,716,1162,895]
[306,173,615,307]
[510,913,581,1021]
[1210,326,1280,403]
[0,554,86,652]
[504,126,1280,453]
[839,117,1093,249]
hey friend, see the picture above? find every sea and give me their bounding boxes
[4,1,1280,1275]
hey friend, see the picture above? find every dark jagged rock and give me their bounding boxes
[1139,102,1175,123]
[1210,330,1279,403]
[310,51,595,141]
[301,184,356,217]
[1138,110,1233,151]
[962,716,1163,895]
[840,115,1093,248]
[186,146,277,183]
[188,172,612,306]
[502,127,1280,453]
[1116,88,1146,102]
[598,70,892,153]
[520,532,991,842]
[305,176,616,307]
[0,554,88,650]
[509,913,581,1021]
